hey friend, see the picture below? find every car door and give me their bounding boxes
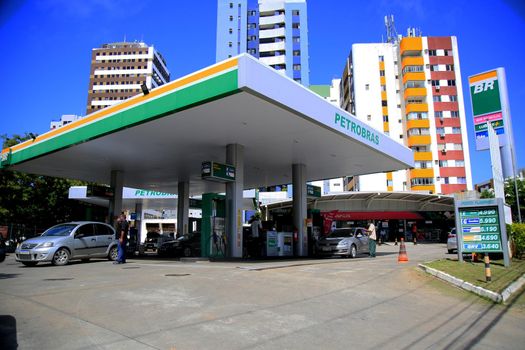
[354,228,369,253]
[93,224,115,256]
[73,224,96,257]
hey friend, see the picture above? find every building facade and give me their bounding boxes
[86,42,170,115]
[216,0,309,85]
[50,114,83,130]
[341,32,473,195]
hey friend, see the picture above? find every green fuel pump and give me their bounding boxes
[201,193,226,258]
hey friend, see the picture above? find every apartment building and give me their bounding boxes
[50,114,83,130]
[86,41,170,115]
[341,31,472,195]
[216,0,310,85]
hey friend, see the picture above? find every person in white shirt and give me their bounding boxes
[366,220,377,258]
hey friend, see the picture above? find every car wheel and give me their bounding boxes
[52,248,70,266]
[21,261,38,267]
[349,245,357,259]
[108,246,118,261]
[183,247,192,257]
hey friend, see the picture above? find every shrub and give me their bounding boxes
[510,223,525,259]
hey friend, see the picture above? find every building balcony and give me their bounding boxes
[407,135,431,147]
[259,27,286,39]
[401,56,424,70]
[382,106,388,116]
[259,41,286,52]
[383,122,389,132]
[410,185,435,193]
[413,151,433,161]
[404,87,427,100]
[410,168,434,178]
[259,14,285,27]
[402,72,426,84]
[405,103,428,114]
[259,55,286,66]
[400,37,423,54]
[406,119,430,130]
[381,91,387,100]
[379,61,385,70]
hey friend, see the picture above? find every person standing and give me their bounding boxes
[412,223,418,245]
[115,213,129,264]
[250,214,263,258]
[366,220,377,258]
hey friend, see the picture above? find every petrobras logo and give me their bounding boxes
[334,113,380,145]
[472,80,496,94]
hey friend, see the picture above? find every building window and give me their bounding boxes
[458,177,467,184]
[383,115,389,122]
[378,55,384,62]
[446,64,454,71]
[433,95,442,102]
[447,80,456,86]
[450,95,458,102]
[456,160,465,167]
[228,42,232,47]
[451,111,460,118]
[430,65,439,72]
[435,111,443,118]
[293,64,301,71]
[292,10,299,15]
[452,127,461,134]
[365,84,369,90]
[294,78,302,83]
[229,28,233,34]
[229,15,233,21]
[367,115,371,121]
[292,23,300,29]
[429,50,437,56]
[293,36,300,43]
[293,50,300,56]
[431,80,440,86]
[379,70,385,76]
[229,2,233,8]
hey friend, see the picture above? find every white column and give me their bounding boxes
[109,170,124,226]
[177,181,190,238]
[293,163,308,256]
[226,144,244,258]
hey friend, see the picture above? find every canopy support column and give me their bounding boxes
[226,143,244,258]
[293,163,308,257]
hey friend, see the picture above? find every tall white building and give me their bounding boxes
[86,41,170,115]
[216,0,310,85]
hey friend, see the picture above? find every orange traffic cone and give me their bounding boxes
[398,238,408,263]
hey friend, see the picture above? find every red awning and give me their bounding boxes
[322,211,424,221]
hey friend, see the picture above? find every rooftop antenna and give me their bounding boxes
[384,14,398,44]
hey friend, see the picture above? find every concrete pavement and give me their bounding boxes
[1,243,524,349]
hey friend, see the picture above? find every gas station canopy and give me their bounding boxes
[1,55,413,194]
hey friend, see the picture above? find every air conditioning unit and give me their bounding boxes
[440,133,445,138]
[441,148,447,154]
[436,86,440,91]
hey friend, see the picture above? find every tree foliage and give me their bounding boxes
[0,134,103,230]
[505,178,525,222]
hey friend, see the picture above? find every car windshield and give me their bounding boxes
[328,229,354,238]
[42,224,77,237]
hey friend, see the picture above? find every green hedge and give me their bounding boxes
[509,223,525,259]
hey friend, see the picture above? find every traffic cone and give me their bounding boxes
[398,238,408,263]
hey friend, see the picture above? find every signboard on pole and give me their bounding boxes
[468,68,516,178]
[488,122,505,200]
[455,198,510,267]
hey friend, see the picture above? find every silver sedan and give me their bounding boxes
[314,227,370,258]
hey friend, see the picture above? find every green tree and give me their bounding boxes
[480,189,495,199]
[505,178,525,222]
[1,134,103,232]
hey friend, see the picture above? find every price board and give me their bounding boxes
[454,198,510,267]
[201,161,236,182]
[459,206,502,252]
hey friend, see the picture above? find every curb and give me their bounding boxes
[419,264,525,303]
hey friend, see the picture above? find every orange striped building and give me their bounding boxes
[340,32,472,195]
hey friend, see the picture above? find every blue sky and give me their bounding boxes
[1,0,524,185]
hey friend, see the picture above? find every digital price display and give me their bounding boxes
[458,206,502,252]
